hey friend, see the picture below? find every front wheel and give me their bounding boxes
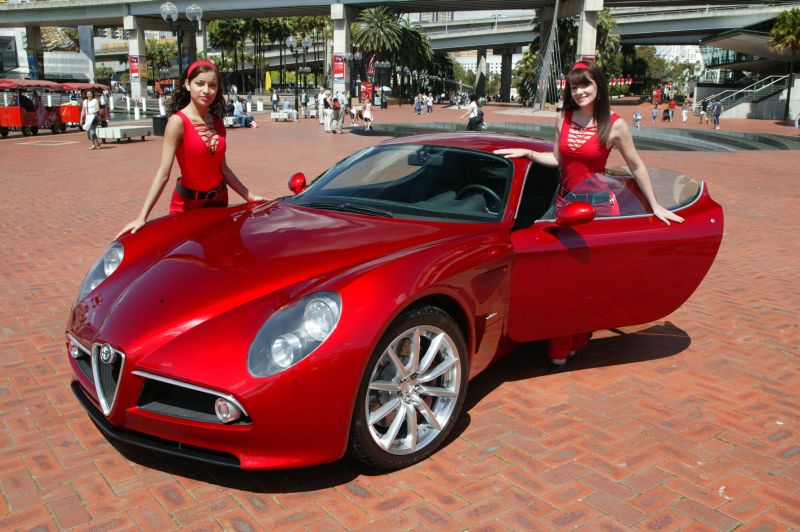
[349,306,468,469]
[0,127,8,138]
[21,126,32,137]
[30,126,39,135]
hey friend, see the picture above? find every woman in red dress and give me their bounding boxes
[494,61,684,372]
[117,61,266,237]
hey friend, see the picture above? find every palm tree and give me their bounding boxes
[769,7,800,119]
[351,7,403,57]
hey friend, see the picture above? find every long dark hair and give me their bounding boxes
[564,62,612,145]
[169,64,225,117]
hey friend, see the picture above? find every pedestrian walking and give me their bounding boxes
[710,98,723,130]
[116,61,266,237]
[493,60,683,372]
[80,90,102,150]
[460,94,482,131]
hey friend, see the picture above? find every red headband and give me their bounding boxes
[570,61,592,72]
[187,60,217,76]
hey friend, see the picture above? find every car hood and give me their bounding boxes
[91,202,485,353]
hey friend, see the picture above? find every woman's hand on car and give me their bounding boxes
[493,148,530,159]
[652,204,684,225]
[116,218,146,238]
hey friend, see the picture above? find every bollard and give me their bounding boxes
[246,102,252,113]
[158,97,165,116]
[109,94,115,111]
[256,100,263,112]
[47,94,52,107]
[126,96,131,113]
[3,93,7,106]
[142,98,147,113]
[134,106,140,120]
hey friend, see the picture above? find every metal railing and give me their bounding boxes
[695,75,790,113]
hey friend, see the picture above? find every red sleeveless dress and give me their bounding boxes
[548,110,623,362]
[557,109,621,217]
[168,111,229,214]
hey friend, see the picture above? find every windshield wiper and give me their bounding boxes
[300,201,394,218]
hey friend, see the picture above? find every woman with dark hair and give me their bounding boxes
[494,60,683,372]
[460,94,482,131]
[117,61,266,237]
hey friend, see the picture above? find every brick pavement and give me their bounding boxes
[0,102,798,530]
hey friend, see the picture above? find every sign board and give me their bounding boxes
[333,54,345,82]
[130,55,140,81]
[360,81,373,103]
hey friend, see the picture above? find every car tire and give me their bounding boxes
[30,126,39,136]
[349,305,468,469]
[0,127,8,138]
[21,126,31,137]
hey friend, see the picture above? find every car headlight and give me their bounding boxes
[248,292,341,377]
[76,242,124,303]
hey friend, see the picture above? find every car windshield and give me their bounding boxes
[283,144,514,222]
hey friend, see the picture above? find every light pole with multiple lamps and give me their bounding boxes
[344,51,362,107]
[159,2,203,77]
[374,60,390,108]
[285,36,301,112]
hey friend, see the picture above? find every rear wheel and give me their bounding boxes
[51,125,59,134]
[59,123,67,132]
[349,306,468,469]
[21,126,31,137]
[30,126,39,135]
[0,127,8,138]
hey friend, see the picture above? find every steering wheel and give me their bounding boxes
[456,184,502,213]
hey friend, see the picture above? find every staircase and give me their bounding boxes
[696,75,790,113]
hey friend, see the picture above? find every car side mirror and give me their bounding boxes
[288,172,307,194]
[556,201,596,226]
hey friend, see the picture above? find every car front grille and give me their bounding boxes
[91,343,125,416]
[134,371,251,425]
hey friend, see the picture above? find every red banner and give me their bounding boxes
[333,54,345,82]
[360,81,373,103]
[130,55,140,81]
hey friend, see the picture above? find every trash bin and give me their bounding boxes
[152,115,168,136]
[381,99,388,109]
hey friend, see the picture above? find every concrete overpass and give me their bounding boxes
[1,0,792,99]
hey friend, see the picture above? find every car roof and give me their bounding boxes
[378,132,553,154]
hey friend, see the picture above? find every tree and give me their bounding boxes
[769,7,800,119]
[596,9,622,76]
[351,7,403,57]
[145,38,176,81]
[94,66,114,82]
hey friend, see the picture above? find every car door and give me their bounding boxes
[505,175,723,343]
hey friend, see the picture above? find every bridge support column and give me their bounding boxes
[24,26,41,79]
[331,3,356,96]
[573,0,603,62]
[476,47,487,98]
[78,26,95,82]
[123,16,147,100]
[499,48,513,102]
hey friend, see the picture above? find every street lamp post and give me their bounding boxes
[301,36,311,90]
[374,60,390,108]
[160,2,203,77]
[286,36,300,113]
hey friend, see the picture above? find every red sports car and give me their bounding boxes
[66,133,723,470]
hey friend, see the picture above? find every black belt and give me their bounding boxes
[176,180,222,200]
[561,189,611,205]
